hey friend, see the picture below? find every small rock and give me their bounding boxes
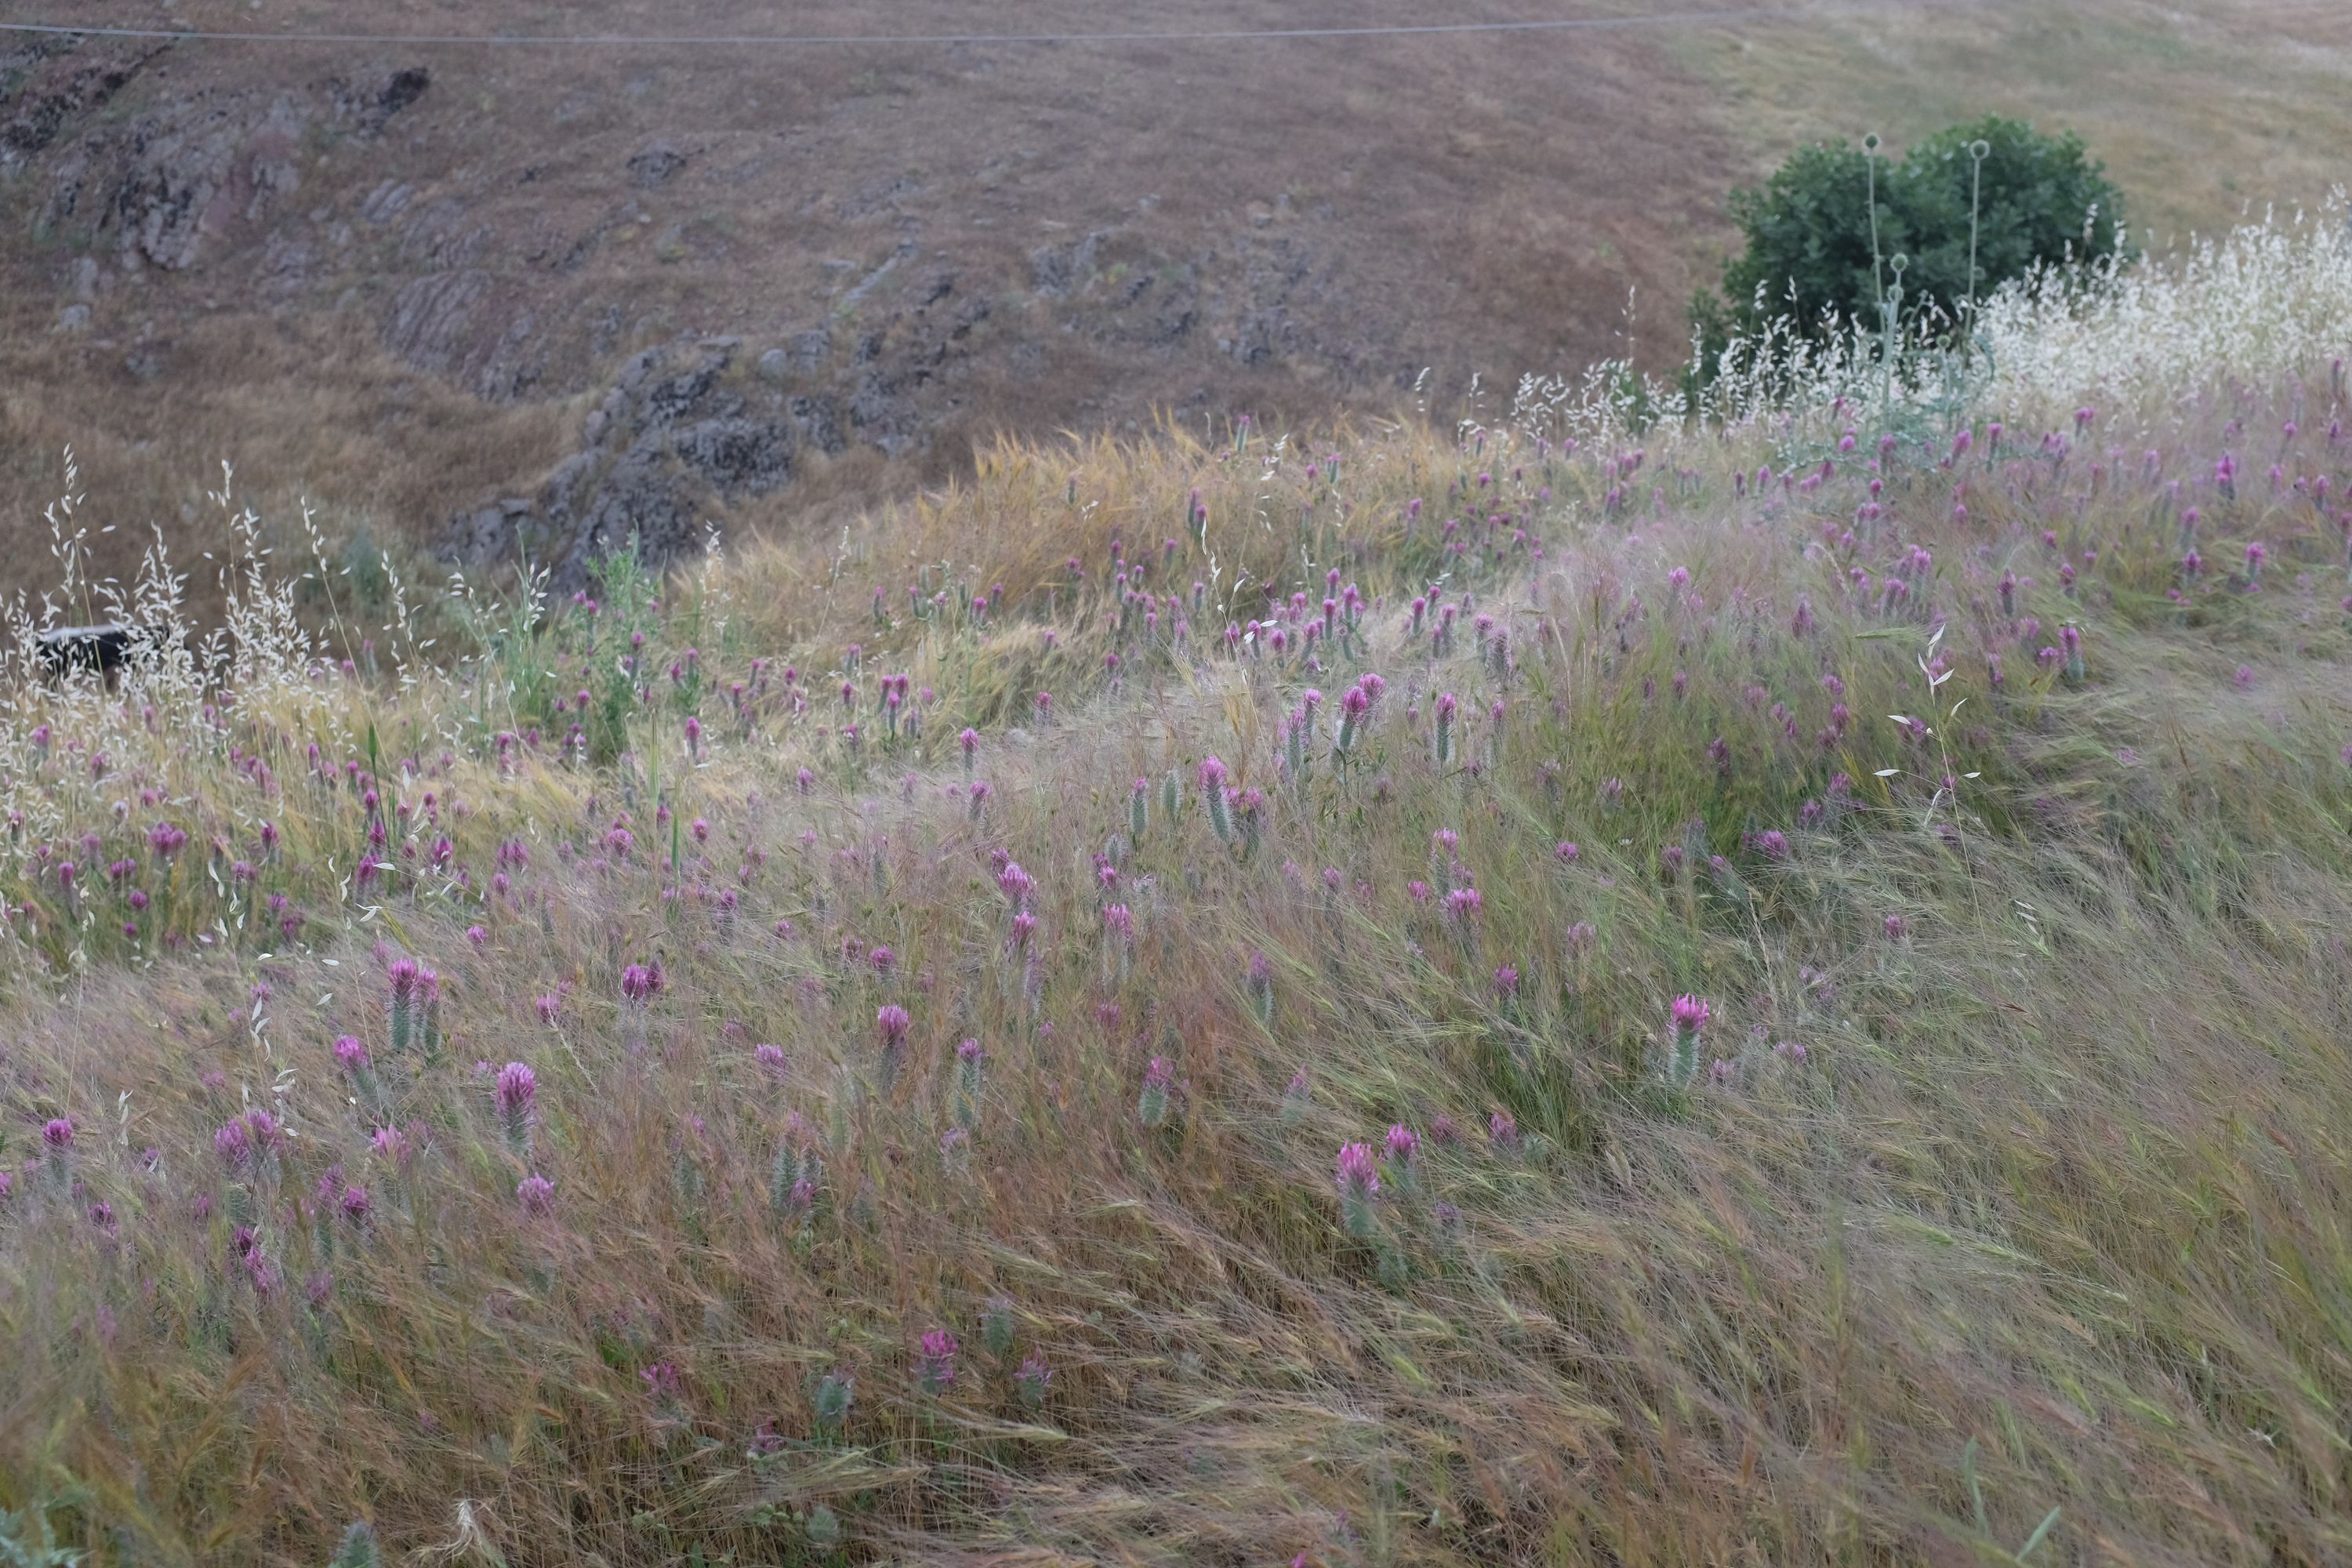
[361,180,416,225]
[379,67,431,115]
[756,347,790,383]
[789,328,831,371]
[627,140,688,188]
[56,303,91,333]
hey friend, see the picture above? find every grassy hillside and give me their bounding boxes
[0,209,2349,1564]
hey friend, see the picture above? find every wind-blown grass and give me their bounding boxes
[2,213,2351,1566]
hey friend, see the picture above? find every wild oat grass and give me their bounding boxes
[2,213,2350,1566]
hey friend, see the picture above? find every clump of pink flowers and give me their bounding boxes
[620,960,664,1004]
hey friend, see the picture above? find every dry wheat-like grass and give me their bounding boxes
[1,213,2350,1566]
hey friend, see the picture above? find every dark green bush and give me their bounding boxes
[1693,116,2130,357]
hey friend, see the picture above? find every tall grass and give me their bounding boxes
[2,210,2350,1566]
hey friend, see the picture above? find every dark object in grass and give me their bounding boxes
[35,624,134,684]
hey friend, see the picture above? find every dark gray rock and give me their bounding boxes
[626,140,688,188]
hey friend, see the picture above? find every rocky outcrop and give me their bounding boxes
[8,31,1394,600]
[441,337,811,590]
[438,240,1020,583]
[383,270,547,401]
[0,38,165,163]
[13,47,430,274]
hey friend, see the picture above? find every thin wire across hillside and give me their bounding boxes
[0,4,1911,49]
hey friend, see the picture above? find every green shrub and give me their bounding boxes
[1695,116,2131,355]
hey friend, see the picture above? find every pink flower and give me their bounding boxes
[1015,1352,1053,1406]
[494,1062,537,1137]
[877,1004,912,1048]
[1670,995,1712,1036]
[915,1329,961,1394]
[371,1124,413,1167]
[1335,1142,1380,1200]
[516,1174,555,1216]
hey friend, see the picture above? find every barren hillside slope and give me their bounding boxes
[2,0,2348,601]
